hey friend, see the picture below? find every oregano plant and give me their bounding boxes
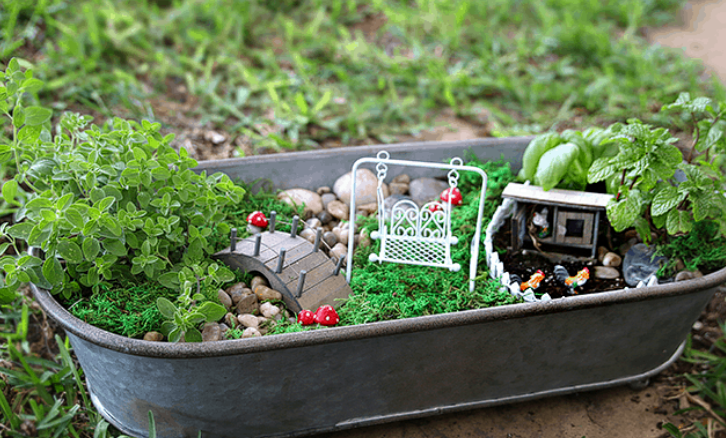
[0,60,245,341]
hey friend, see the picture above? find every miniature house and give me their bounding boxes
[501,183,614,259]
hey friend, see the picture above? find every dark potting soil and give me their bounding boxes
[500,250,627,299]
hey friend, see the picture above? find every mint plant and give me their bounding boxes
[0,60,243,342]
[588,94,726,242]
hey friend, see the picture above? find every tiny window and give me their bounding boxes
[565,219,584,237]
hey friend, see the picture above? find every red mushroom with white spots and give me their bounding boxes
[313,305,340,326]
[247,211,269,228]
[297,309,315,326]
[440,187,463,206]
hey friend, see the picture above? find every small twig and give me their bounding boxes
[688,111,700,163]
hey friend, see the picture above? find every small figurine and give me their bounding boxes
[297,309,315,325]
[554,265,589,294]
[247,211,269,234]
[532,207,550,238]
[520,270,545,291]
[313,305,340,326]
[440,187,463,206]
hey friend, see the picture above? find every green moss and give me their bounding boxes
[64,283,178,338]
[657,221,726,277]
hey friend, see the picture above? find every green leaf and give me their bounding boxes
[521,133,562,181]
[196,302,227,322]
[57,241,83,264]
[2,180,18,205]
[82,237,101,260]
[606,197,639,232]
[7,222,33,240]
[184,328,203,343]
[666,209,693,235]
[651,185,685,216]
[42,258,64,286]
[64,209,85,230]
[534,142,579,191]
[156,297,177,319]
[158,272,179,289]
[102,238,127,257]
[24,107,52,126]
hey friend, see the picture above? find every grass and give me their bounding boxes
[2,0,723,155]
[2,0,726,436]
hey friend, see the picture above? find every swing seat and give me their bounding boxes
[369,200,461,272]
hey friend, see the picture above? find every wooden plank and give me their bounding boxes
[501,183,613,209]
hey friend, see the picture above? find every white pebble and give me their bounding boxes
[260,302,281,318]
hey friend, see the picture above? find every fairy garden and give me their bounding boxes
[2,60,726,343]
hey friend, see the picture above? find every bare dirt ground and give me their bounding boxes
[315,2,726,437]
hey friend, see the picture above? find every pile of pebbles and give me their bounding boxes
[144,275,295,342]
[591,230,702,286]
[273,168,451,262]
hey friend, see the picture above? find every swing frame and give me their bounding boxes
[345,151,489,292]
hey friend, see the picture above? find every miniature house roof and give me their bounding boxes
[501,183,613,210]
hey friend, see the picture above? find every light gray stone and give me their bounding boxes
[250,275,268,291]
[321,193,337,209]
[333,226,349,245]
[306,218,322,229]
[238,314,259,328]
[143,331,164,342]
[323,231,337,248]
[602,252,622,268]
[317,210,333,225]
[277,189,324,215]
[593,266,620,280]
[333,169,388,206]
[300,227,317,243]
[254,285,283,302]
[409,178,448,205]
[389,182,409,195]
[242,327,261,338]
[260,302,281,318]
[217,289,233,310]
[327,200,349,220]
[330,243,348,265]
[236,293,259,315]
[392,173,411,184]
[201,323,222,342]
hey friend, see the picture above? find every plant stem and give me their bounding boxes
[688,111,700,163]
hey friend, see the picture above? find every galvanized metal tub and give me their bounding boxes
[30,137,726,438]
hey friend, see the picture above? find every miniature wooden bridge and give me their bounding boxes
[213,217,352,313]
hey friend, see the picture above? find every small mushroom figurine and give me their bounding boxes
[313,305,340,326]
[440,187,463,206]
[247,211,269,228]
[297,309,315,326]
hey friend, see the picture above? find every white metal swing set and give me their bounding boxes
[345,151,488,292]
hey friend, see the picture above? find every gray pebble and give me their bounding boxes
[321,193,337,209]
[327,200,349,221]
[602,252,622,268]
[323,231,338,248]
[409,178,449,205]
[236,293,259,315]
[306,217,322,229]
[143,331,164,342]
[317,210,333,225]
[202,323,222,342]
[217,289,233,310]
[593,266,620,280]
[300,227,317,243]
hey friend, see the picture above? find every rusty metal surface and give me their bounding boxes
[29,137,726,438]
